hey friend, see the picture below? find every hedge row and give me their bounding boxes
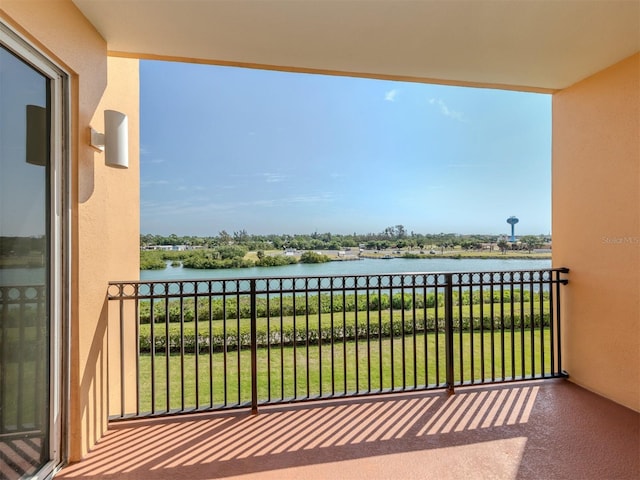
[139,312,551,354]
[139,290,549,324]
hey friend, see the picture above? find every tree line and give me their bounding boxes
[141,227,550,253]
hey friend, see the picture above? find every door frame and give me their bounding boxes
[0,21,70,479]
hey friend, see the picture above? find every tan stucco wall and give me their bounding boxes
[553,53,640,412]
[0,0,140,460]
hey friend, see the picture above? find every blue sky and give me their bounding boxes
[140,61,551,237]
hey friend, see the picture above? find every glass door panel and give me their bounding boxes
[0,44,51,479]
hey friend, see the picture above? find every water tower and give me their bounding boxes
[507,216,519,242]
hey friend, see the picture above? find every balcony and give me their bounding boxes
[55,379,638,479]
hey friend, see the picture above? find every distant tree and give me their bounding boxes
[217,245,247,259]
[300,251,331,263]
[218,230,232,244]
[520,235,543,253]
[497,239,509,254]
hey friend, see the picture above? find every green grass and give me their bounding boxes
[137,328,554,413]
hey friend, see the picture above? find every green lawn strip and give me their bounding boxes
[136,328,553,413]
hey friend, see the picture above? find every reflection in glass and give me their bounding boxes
[0,44,50,479]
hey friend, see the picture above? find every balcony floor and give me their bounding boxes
[56,379,639,480]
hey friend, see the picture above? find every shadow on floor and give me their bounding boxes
[56,379,639,480]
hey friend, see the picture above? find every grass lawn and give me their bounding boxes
[137,328,554,413]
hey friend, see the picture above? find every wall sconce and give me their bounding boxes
[90,110,129,169]
[26,105,48,167]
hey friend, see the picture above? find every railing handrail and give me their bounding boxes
[109,266,569,287]
[108,267,569,301]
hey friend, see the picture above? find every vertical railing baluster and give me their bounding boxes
[304,278,310,399]
[377,276,383,391]
[354,277,360,393]
[529,273,535,378]
[208,281,213,407]
[279,279,284,401]
[236,281,241,406]
[469,275,475,384]
[318,280,323,397]
[555,270,561,376]
[330,278,335,396]
[0,287,6,431]
[162,285,169,413]
[539,272,545,376]
[444,273,454,394]
[250,279,258,414]
[179,283,185,412]
[342,282,347,394]
[548,272,556,375]
[490,275,495,382]
[412,275,417,389]
[520,273,525,379]
[35,286,45,429]
[119,294,125,417]
[293,279,298,399]
[400,276,406,390]
[435,279,440,386]
[510,273,516,380]
[266,281,272,402]
[151,289,158,414]
[500,273,505,380]
[423,277,428,387]
[366,277,371,393]
[17,290,26,429]
[389,276,395,390]
[222,281,227,406]
[135,288,140,416]
[194,284,199,410]
[457,275,463,384]
[479,274,485,382]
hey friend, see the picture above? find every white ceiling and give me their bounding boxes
[72,0,639,91]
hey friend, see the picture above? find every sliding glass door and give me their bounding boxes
[0,25,66,479]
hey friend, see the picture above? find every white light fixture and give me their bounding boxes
[90,110,129,169]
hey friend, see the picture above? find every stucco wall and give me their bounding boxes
[553,53,640,412]
[0,1,140,460]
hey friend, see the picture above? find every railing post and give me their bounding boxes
[444,273,455,395]
[250,279,258,414]
[556,268,570,378]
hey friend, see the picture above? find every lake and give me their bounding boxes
[0,257,553,286]
[140,257,552,282]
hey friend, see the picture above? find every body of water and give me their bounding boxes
[140,257,552,282]
[0,258,553,286]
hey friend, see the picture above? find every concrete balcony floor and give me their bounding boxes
[57,379,639,480]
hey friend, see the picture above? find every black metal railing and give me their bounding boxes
[0,285,48,440]
[107,268,568,419]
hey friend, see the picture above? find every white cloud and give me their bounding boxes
[141,180,169,187]
[262,173,288,183]
[141,156,165,164]
[385,89,399,102]
[428,98,465,122]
